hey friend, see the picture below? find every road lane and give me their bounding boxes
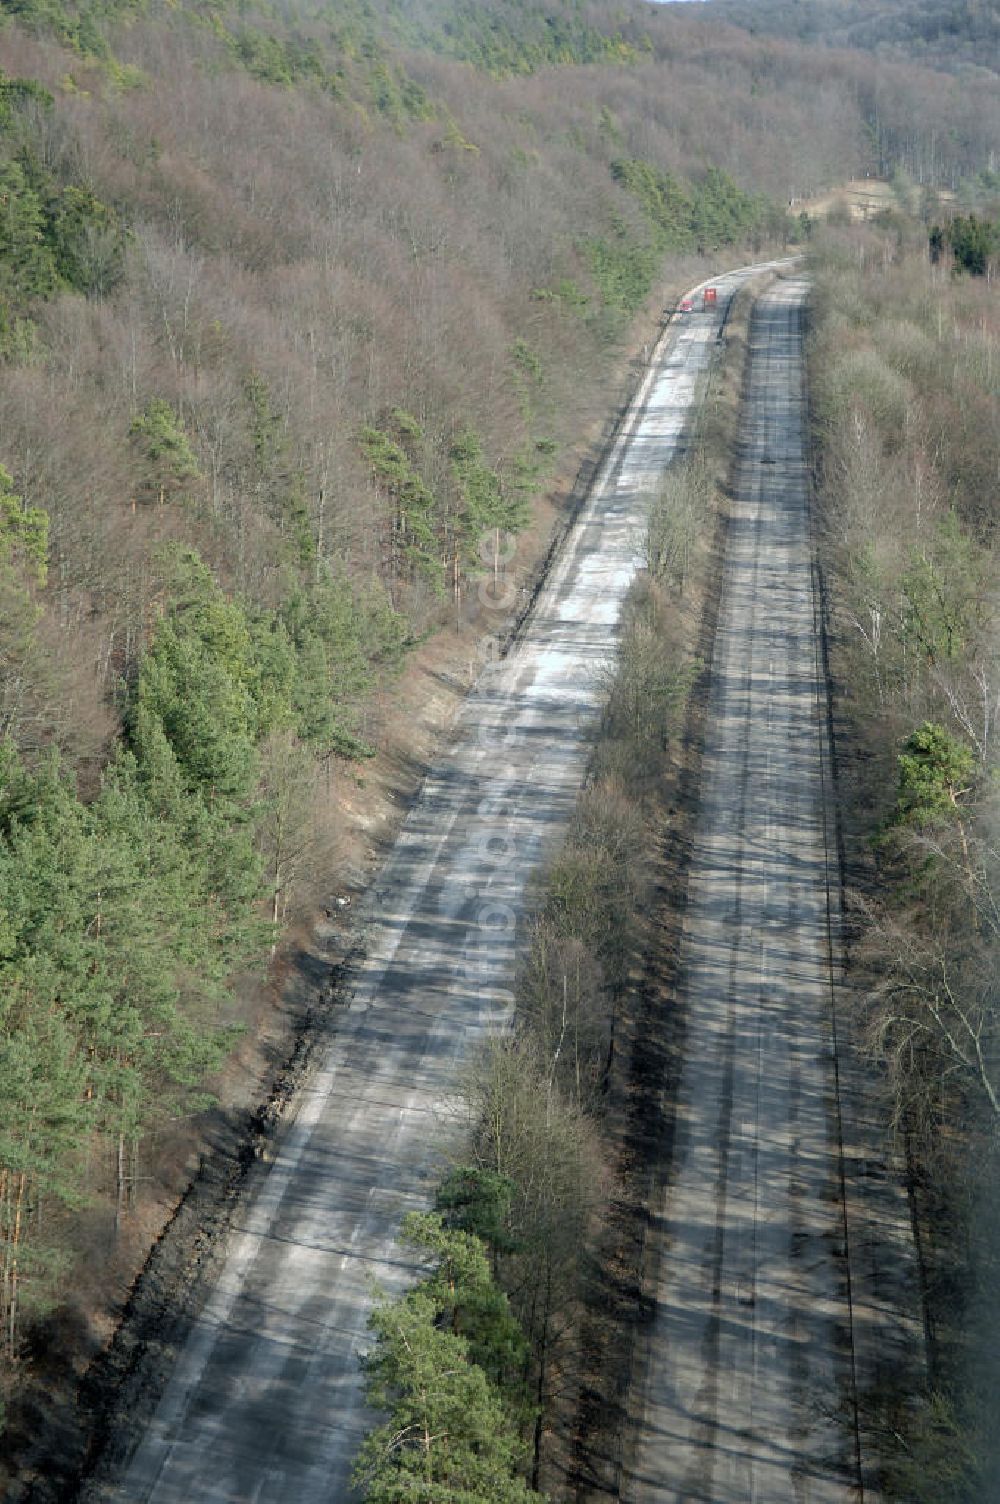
[105,261,794,1504]
[625,279,858,1503]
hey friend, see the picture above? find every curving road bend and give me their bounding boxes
[102,261,794,1504]
[625,279,861,1503]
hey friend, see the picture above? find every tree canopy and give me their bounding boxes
[354,1214,540,1503]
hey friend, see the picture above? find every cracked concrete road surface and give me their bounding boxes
[106,260,794,1504]
[625,278,862,1504]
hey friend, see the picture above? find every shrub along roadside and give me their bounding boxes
[354,1210,540,1503]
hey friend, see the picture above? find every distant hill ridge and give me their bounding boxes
[703,0,1000,78]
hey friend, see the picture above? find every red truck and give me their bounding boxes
[703,286,718,309]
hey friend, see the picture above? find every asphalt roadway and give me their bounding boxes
[106,262,796,1504]
[625,279,862,1503]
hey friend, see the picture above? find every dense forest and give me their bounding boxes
[808,209,999,1499]
[0,0,998,1489]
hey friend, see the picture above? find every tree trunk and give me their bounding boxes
[531,1290,550,1490]
[0,1168,9,1359]
[9,1171,27,1360]
[271,863,282,958]
[115,1130,126,1235]
[129,1137,139,1212]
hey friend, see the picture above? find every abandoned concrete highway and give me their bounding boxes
[102,262,799,1504]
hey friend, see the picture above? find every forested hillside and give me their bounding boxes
[0,0,997,1487]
